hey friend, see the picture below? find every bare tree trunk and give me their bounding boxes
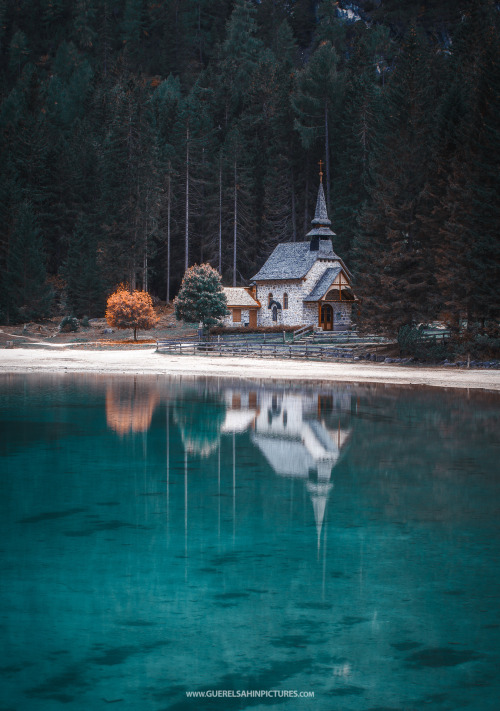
[291,166,296,242]
[325,100,331,208]
[143,194,148,292]
[218,156,222,275]
[304,158,310,233]
[233,160,237,287]
[166,165,171,303]
[143,225,148,291]
[185,125,189,272]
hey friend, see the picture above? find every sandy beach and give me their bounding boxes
[1,347,499,391]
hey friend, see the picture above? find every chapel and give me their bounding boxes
[223,169,358,331]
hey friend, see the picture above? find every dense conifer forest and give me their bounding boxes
[0,0,498,337]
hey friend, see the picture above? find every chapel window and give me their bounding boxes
[268,292,273,307]
[283,293,288,309]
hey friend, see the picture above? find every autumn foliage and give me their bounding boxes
[106,286,158,340]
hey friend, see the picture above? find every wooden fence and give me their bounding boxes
[156,340,355,361]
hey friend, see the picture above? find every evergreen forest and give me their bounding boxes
[0,0,499,336]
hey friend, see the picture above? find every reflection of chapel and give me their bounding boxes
[223,167,358,331]
[220,387,352,549]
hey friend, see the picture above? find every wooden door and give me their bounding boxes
[249,309,257,328]
[320,304,333,331]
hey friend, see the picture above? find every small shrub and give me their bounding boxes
[210,325,297,335]
[80,315,90,328]
[59,315,79,333]
[398,324,452,361]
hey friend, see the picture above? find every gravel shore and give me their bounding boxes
[1,347,500,391]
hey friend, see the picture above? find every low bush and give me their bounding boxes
[210,325,297,335]
[59,315,79,333]
[398,325,452,361]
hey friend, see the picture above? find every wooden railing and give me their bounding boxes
[292,324,315,341]
[156,339,355,361]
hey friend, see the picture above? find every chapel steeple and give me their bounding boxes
[306,162,336,251]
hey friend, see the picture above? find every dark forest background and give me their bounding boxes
[0,0,499,334]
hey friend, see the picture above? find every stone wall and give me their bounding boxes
[255,258,346,328]
[222,308,251,327]
[255,281,305,326]
[332,303,352,331]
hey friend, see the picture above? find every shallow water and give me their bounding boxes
[0,374,499,711]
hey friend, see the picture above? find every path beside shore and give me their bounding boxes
[1,347,500,391]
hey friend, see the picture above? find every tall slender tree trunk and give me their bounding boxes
[325,100,331,208]
[233,160,237,287]
[143,195,148,292]
[291,166,297,242]
[218,156,222,274]
[185,125,189,271]
[304,158,310,233]
[143,221,148,291]
[166,165,171,303]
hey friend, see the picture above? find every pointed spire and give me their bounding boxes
[311,182,331,227]
[306,175,336,245]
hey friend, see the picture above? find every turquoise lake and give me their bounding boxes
[1,373,499,711]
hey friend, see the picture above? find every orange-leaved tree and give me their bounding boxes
[105,286,158,341]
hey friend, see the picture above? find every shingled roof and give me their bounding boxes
[251,241,337,281]
[304,267,341,301]
[222,287,260,307]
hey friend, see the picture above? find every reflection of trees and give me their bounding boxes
[347,386,500,524]
[173,390,226,458]
[105,379,158,435]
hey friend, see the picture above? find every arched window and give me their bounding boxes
[283,292,288,309]
[268,292,273,308]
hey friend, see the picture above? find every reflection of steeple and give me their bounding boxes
[106,381,157,435]
[249,390,351,549]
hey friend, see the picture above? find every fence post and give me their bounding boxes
[283,330,286,343]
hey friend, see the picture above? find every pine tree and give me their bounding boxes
[174,263,228,329]
[353,26,439,332]
[63,212,105,317]
[5,202,53,323]
[262,22,301,250]
[432,0,500,332]
[293,40,340,209]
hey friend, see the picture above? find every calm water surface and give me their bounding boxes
[0,374,499,711]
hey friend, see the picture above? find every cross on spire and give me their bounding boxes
[318,159,324,183]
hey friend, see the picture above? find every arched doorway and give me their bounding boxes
[320,303,333,331]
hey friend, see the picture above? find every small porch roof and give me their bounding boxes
[303,267,342,301]
[223,287,261,308]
